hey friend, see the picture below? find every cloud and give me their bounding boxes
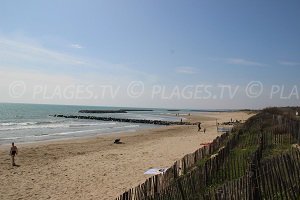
[0,37,86,66]
[70,44,83,49]
[0,36,141,74]
[0,34,158,88]
[0,35,159,77]
[175,66,197,74]
[226,58,267,67]
[278,61,300,66]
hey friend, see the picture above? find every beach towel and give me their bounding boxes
[144,168,168,175]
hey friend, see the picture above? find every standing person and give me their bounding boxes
[204,128,206,134]
[198,122,201,132]
[10,142,18,166]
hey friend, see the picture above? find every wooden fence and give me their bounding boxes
[116,132,230,200]
[257,150,300,199]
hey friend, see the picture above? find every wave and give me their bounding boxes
[0,136,23,140]
[0,121,118,131]
[0,129,108,140]
[0,121,61,126]
[108,124,140,129]
[1,122,37,126]
[0,124,69,131]
[53,124,139,135]
[0,124,141,141]
[52,128,111,136]
[68,122,116,127]
[123,124,140,128]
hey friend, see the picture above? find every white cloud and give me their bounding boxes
[226,58,267,67]
[175,66,197,74]
[0,37,86,66]
[278,61,300,66]
[0,35,148,76]
[70,44,83,49]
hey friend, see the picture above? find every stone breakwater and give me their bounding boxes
[78,109,153,114]
[52,115,196,126]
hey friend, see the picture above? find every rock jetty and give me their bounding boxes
[52,114,196,126]
[78,109,153,113]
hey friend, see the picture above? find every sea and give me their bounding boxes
[0,103,188,145]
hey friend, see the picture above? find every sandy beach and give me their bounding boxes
[0,111,253,200]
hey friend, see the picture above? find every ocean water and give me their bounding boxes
[0,103,183,145]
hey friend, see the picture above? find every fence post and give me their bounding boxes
[176,178,186,200]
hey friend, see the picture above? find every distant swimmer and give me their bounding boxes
[10,142,18,166]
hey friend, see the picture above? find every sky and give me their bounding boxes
[0,0,300,109]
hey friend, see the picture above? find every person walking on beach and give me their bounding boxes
[198,122,201,132]
[10,142,18,166]
[203,128,206,134]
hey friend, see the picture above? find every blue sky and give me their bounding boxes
[1,0,300,109]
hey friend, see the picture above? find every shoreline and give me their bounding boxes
[0,126,152,150]
[0,111,222,148]
[0,111,227,149]
[0,111,253,200]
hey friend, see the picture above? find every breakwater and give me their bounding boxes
[78,109,153,113]
[52,115,196,126]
